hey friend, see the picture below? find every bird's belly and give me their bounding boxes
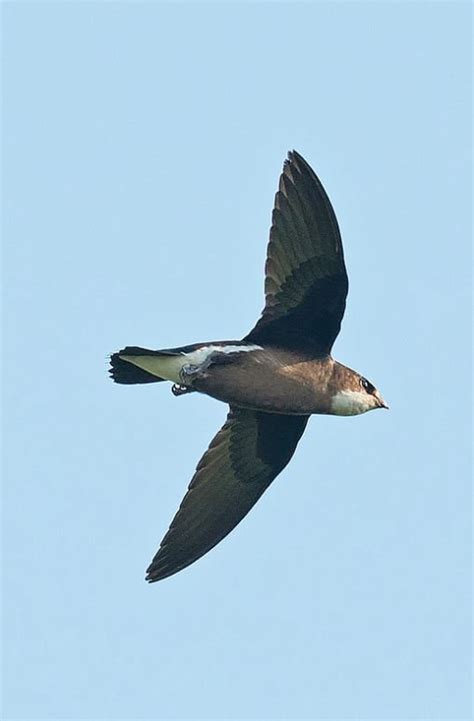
[194,358,330,415]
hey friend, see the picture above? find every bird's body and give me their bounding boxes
[116,342,380,416]
[110,150,388,582]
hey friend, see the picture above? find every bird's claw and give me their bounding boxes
[179,363,201,382]
[171,383,194,397]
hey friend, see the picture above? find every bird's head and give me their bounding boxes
[330,363,388,416]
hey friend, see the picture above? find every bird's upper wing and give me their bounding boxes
[146,407,309,582]
[245,150,348,355]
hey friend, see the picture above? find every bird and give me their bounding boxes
[109,150,388,583]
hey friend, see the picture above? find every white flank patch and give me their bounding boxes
[120,343,262,384]
[185,344,262,360]
[330,389,374,416]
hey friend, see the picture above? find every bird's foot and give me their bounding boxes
[171,383,195,397]
[179,363,206,383]
[172,363,207,397]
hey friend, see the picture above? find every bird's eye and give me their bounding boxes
[360,377,375,394]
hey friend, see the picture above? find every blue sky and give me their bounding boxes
[2,2,471,719]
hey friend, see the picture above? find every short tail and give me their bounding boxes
[109,340,242,386]
[109,346,166,384]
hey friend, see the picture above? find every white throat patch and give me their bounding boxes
[330,389,373,416]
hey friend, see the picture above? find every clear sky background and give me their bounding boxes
[2,2,471,719]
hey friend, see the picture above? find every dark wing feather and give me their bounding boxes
[245,150,348,355]
[146,407,308,582]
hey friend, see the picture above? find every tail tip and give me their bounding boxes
[108,348,163,385]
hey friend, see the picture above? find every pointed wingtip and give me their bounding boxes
[145,561,166,583]
[145,555,187,583]
[284,149,310,177]
[286,149,311,170]
[283,150,302,183]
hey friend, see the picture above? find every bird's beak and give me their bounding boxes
[376,393,389,410]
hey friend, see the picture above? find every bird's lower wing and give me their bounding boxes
[146,407,309,582]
